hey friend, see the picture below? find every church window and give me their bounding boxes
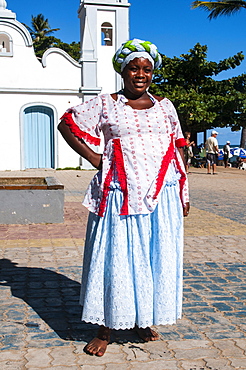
[0,32,13,56]
[101,22,113,46]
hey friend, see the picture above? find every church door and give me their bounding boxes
[23,106,55,169]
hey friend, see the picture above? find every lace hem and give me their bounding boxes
[81,311,182,330]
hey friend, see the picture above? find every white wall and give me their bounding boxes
[0,19,83,170]
[0,93,82,171]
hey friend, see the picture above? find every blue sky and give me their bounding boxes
[6,0,246,145]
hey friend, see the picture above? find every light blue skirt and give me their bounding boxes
[80,177,184,330]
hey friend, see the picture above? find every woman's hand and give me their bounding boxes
[183,202,190,217]
[91,153,103,170]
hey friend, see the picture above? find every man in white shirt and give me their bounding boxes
[205,130,219,174]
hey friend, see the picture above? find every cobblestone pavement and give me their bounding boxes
[0,166,246,369]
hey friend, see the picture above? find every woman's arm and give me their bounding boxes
[177,146,190,217]
[177,147,186,167]
[58,120,102,170]
[187,140,195,147]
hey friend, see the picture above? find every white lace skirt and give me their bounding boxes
[80,178,184,330]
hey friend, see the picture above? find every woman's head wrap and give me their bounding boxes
[112,38,162,74]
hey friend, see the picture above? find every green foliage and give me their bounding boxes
[150,43,246,134]
[54,40,80,61]
[23,14,80,61]
[192,1,246,20]
[34,36,80,61]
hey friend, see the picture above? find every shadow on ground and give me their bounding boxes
[0,258,141,345]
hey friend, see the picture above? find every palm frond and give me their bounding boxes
[192,1,246,19]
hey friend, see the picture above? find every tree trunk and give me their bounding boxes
[240,127,246,148]
[203,130,207,145]
[190,132,197,145]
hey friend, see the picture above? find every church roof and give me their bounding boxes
[0,0,32,46]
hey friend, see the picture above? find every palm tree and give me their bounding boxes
[192,1,246,19]
[23,14,60,43]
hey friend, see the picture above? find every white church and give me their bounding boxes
[0,0,130,170]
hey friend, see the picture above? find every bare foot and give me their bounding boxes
[84,326,111,356]
[135,325,159,342]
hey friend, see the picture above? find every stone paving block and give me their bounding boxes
[1,334,26,350]
[197,323,237,333]
[158,328,181,341]
[107,344,124,354]
[41,367,78,370]
[229,357,246,368]
[79,366,105,370]
[1,322,25,335]
[234,339,246,352]
[121,343,150,361]
[172,324,205,340]
[205,358,236,370]
[173,347,220,360]
[143,341,173,360]
[196,313,232,327]
[24,332,70,349]
[205,331,246,340]
[0,361,27,370]
[0,350,26,361]
[211,302,234,311]
[213,339,245,357]
[167,339,211,350]
[130,359,179,370]
[77,351,125,365]
[5,310,26,321]
[179,359,206,370]
[25,348,51,368]
[105,364,130,370]
[50,346,78,366]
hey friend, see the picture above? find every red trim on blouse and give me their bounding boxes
[97,138,128,217]
[114,138,129,216]
[175,138,187,148]
[98,164,114,217]
[153,134,175,200]
[61,112,101,146]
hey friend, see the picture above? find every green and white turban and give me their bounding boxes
[112,38,162,74]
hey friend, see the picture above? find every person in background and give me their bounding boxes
[205,130,219,175]
[184,131,195,174]
[223,141,231,168]
[58,38,189,357]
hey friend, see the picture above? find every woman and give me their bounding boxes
[184,131,195,174]
[58,39,189,357]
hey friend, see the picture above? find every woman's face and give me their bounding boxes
[121,57,153,97]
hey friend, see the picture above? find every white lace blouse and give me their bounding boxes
[61,93,189,216]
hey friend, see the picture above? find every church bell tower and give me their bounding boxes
[78,0,130,100]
